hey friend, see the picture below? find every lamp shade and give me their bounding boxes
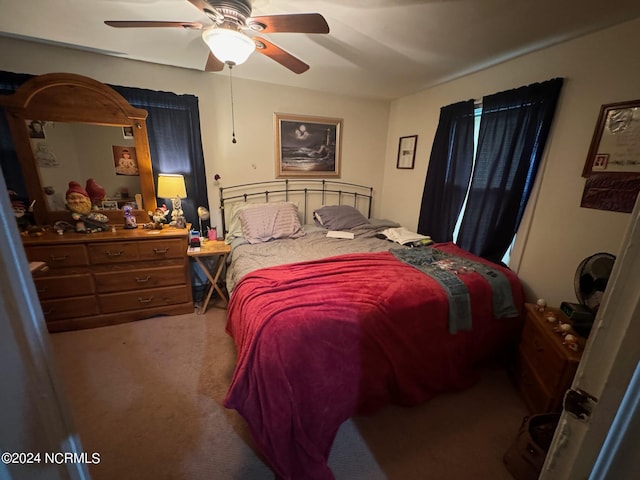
[202,28,256,66]
[157,174,187,199]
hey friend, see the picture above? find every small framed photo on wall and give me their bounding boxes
[397,135,418,169]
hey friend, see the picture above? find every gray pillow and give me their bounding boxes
[313,205,370,230]
[239,202,305,244]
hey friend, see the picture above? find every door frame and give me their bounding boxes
[0,173,89,479]
[540,192,640,478]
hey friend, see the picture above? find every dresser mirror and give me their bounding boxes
[0,72,157,225]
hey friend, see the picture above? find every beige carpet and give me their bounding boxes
[48,306,527,480]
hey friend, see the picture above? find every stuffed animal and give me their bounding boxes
[66,181,109,232]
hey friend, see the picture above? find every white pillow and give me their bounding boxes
[224,202,254,240]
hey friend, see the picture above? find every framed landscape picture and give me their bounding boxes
[274,113,342,178]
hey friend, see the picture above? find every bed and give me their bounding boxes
[219,180,525,480]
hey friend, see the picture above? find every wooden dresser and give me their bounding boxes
[22,226,193,332]
[514,303,584,413]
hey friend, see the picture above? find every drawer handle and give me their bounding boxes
[105,250,123,257]
[37,287,47,293]
[153,248,169,255]
[43,308,54,315]
[137,296,154,304]
[135,276,151,283]
[50,254,68,261]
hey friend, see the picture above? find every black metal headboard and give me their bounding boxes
[219,179,373,234]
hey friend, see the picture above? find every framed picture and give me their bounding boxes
[27,120,45,139]
[101,200,119,210]
[112,145,139,176]
[275,113,342,178]
[122,126,134,139]
[583,99,640,176]
[397,135,418,169]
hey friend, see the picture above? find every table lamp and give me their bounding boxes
[157,173,187,228]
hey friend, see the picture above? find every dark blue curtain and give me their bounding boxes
[457,78,563,262]
[111,85,209,227]
[417,100,475,242]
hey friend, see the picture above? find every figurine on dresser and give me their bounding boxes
[145,205,170,229]
[85,178,107,209]
[65,181,110,232]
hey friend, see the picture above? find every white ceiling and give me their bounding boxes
[2,0,640,100]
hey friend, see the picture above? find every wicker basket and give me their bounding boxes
[503,413,560,480]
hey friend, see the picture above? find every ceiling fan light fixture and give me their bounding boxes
[202,28,255,66]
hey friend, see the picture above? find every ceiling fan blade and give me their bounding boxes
[205,52,224,72]
[253,37,309,74]
[247,13,329,34]
[105,20,204,29]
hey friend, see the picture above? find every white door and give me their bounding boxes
[0,176,89,479]
[540,195,640,479]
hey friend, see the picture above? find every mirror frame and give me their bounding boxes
[0,72,157,225]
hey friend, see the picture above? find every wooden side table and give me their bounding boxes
[513,303,584,412]
[187,240,231,314]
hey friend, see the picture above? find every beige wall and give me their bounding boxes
[382,17,640,306]
[0,36,390,217]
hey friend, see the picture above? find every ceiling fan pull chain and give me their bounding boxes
[229,64,237,144]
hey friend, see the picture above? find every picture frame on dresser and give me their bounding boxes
[101,200,119,210]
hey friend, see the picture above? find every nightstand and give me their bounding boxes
[187,240,231,313]
[514,303,584,413]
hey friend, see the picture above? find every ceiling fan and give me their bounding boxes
[104,0,330,74]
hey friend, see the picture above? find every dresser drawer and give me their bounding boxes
[138,239,185,260]
[98,286,190,313]
[41,295,98,321]
[94,265,187,293]
[34,273,94,300]
[519,316,565,392]
[25,245,89,267]
[88,242,139,264]
[515,346,554,412]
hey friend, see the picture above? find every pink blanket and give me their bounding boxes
[224,243,524,479]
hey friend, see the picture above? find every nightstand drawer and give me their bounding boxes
[515,346,554,412]
[519,317,565,392]
[515,304,583,413]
